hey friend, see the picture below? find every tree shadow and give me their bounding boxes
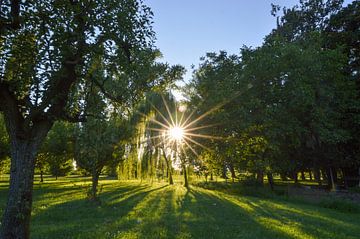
[22,182,360,239]
[30,183,167,238]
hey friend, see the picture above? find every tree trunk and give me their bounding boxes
[90,172,100,201]
[257,171,264,185]
[293,171,298,184]
[210,172,213,181]
[301,171,306,181]
[329,167,336,191]
[267,173,274,191]
[0,139,39,239]
[0,109,52,238]
[183,164,188,189]
[229,163,236,182]
[40,170,44,183]
[162,150,173,185]
[309,170,313,181]
[314,168,322,186]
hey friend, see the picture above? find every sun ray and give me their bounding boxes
[183,123,220,132]
[184,132,224,140]
[138,112,170,130]
[161,94,176,127]
[182,135,212,152]
[153,136,170,149]
[182,139,199,157]
[182,103,223,130]
[174,98,178,126]
[180,109,196,128]
[149,101,173,128]
[178,107,186,127]
[182,91,245,130]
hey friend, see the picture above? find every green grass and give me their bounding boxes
[0,176,359,239]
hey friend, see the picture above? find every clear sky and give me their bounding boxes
[145,0,354,84]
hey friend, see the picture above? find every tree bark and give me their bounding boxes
[183,164,188,189]
[162,149,173,185]
[293,171,299,184]
[314,168,322,186]
[90,172,100,201]
[40,170,43,183]
[229,163,236,182]
[267,173,275,191]
[301,171,306,181]
[0,137,44,239]
[257,171,264,185]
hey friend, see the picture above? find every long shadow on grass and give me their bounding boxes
[106,186,297,239]
[30,183,167,239]
[30,182,360,239]
[200,187,360,239]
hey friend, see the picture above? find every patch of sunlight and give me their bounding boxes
[195,186,256,213]
[119,185,168,223]
[260,200,358,230]
[257,216,316,239]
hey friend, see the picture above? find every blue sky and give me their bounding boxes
[146,0,354,84]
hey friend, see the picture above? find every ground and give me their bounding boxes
[0,176,359,239]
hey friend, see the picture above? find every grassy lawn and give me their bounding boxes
[0,176,359,239]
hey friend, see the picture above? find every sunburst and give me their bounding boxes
[144,95,224,159]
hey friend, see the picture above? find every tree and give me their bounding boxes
[0,1,183,237]
[40,122,74,180]
[75,116,128,201]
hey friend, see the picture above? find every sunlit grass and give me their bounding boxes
[0,176,359,238]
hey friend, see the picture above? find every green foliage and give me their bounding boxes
[39,121,75,178]
[186,1,360,186]
[0,114,9,161]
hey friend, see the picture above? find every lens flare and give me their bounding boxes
[169,126,184,141]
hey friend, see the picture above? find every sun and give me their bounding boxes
[141,94,224,157]
[169,126,184,141]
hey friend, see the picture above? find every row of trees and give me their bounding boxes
[185,0,360,189]
[0,0,359,238]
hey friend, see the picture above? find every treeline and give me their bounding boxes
[185,0,360,189]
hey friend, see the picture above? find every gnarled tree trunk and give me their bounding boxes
[1,130,49,239]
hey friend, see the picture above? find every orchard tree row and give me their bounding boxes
[185,0,360,189]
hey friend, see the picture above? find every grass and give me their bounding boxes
[0,176,359,239]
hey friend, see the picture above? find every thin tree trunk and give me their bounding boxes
[293,171,298,184]
[229,163,236,182]
[267,173,274,191]
[301,171,306,181]
[222,164,227,179]
[314,168,322,186]
[183,164,188,189]
[90,172,100,201]
[257,171,264,185]
[40,170,44,183]
[309,170,313,181]
[329,167,335,191]
[162,150,173,185]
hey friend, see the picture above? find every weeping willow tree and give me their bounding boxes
[118,92,179,184]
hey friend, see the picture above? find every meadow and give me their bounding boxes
[0,176,359,239]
